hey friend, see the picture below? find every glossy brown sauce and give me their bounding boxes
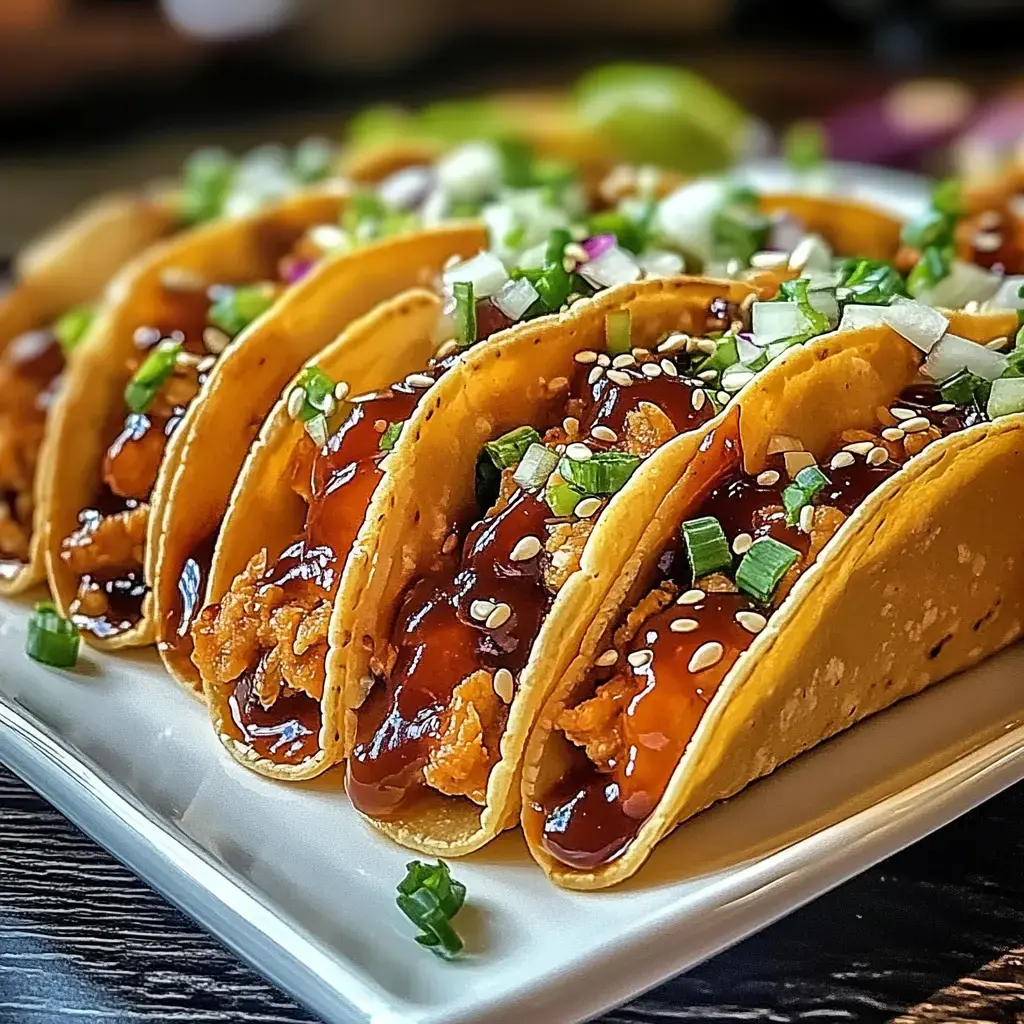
[160,530,218,677]
[227,670,322,764]
[537,383,975,869]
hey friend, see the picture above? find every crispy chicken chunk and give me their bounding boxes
[423,669,504,804]
[623,401,677,457]
[191,550,330,705]
[776,505,846,603]
[60,505,149,576]
[544,517,595,592]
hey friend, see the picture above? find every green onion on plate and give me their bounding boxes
[26,601,80,669]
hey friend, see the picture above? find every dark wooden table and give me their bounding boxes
[1,764,1023,1023]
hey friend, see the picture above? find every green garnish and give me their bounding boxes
[987,376,1024,419]
[341,189,419,243]
[513,442,559,490]
[208,283,276,338]
[902,178,962,296]
[938,368,989,407]
[483,426,542,471]
[453,281,477,347]
[906,245,954,297]
[396,860,466,960]
[124,339,181,414]
[289,366,336,423]
[782,464,830,526]
[736,537,799,604]
[931,177,963,218]
[53,306,94,353]
[782,121,826,173]
[712,186,770,266]
[697,332,739,374]
[835,258,906,306]
[681,516,731,579]
[778,279,830,336]
[545,479,585,517]
[605,309,632,355]
[558,450,641,496]
[379,420,405,452]
[293,137,335,184]
[587,201,657,256]
[180,147,235,225]
[534,228,573,311]
[26,601,80,669]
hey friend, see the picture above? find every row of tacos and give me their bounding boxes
[7,128,1024,888]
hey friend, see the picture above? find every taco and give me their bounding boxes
[520,315,1024,889]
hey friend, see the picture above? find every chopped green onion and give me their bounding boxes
[712,189,770,266]
[605,309,632,355]
[452,281,477,347]
[736,537,799,605]
[901,209,953,252]
[289,366,336,423]
[379,420,405,452]
[778,278,830,336]
[26,601,80,669]
[53,306,94,353]
[835,259,906,306]
[682,516,732,579]
[931,178,963,218]
[496,137,534,189]
[293,137,335,184]
[545,479,584,517]
[587,202,657,256]
[180,147,235,225]
[558,450,641,496]
[483,426,541,470]
[513,442,559,490]
[782,464,830,525]
[534,228,573,311]
[987,376,1024,419]
[782,120,826,173]
[208,283,277,338]
[907,245,953,298]
[938,368,987,406]
[697,332,739,374]
[396,860,466,960]
[124,339,181,414]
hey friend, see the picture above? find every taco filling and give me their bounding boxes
[535,328,1024,871]
[0,309,92,578]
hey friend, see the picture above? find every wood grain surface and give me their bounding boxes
[2,765,1024,1023]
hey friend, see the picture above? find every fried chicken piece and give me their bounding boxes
[0,504,30,562]
[623,401,678,457]
[191,550,330,705]
[776,505,846,603]
[611,583,678,649]
[697,572,738,594]
[60,505,149,576]
[544,517,595,592]
[557,674,634,773]
[423,669,504,804]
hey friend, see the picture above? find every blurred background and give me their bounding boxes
[2,0,1023,249]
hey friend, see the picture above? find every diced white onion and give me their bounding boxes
[443,251,509,298]
[987,376,1024,419]
[807,287,839,325]
[307,224,348,254]
[749,250,789,269]
[838,304,888,331]
[788,234,833,273]
[917,260,1002,308]
[579,245,641,289]
[515,241,547,271]
[924,332,1009,382]
[655,178,730,263]
[736,333,764,366]
[484,190,571,266]
[377,165,434,211]
[638,249,685,278]
[752,301,806,343]
[493,277,540,320]
[986,275,1024,310]
[767,433,804,455]
[436,142,502,204]
[881,295,949,353]
[769,213,805,254]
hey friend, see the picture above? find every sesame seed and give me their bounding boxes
[679,588,705,605]
[334,381,350,401]
[986,336,1010,351]
[973,231,1002,253]
[595,649,619,667]
[696,338,718,355]
[641,362,662,378]
[866,445,889,467]
[574,350,598,364]
[784,450,816,478]
[612,353,635,369]
[202,326,230,354]
[736,610,767,634]
[485,603,512,630]
[591,425,617,443]
[574,496,602,519]
[588,366,604,385]
[721,369,755,392]
[829,451,855,471]
[436,339,459,359]
[799,504,815,534]
[565,242,588,263]
[562,257,577,274]
[442,534,459,555]
[660,359,678,377]
[565,442,593,461]
[932,402,954,413]
[469,599,496,622]
[405,372,434,389]
[597,353,611,367]
[159,267,206,292]
[645,630,659,644]
[510,535,542,562]
[175,350,203,367]
[563,416,580,435]
[607,369,634,387]
[688,641,724,673]
[493,668,514,704]
[732,532,753,555]
[692,389,707,412]
[881,427,905,442]
[631,347,649,359]
[287,388,305,419]
[197,356,217,374]
[658,333,688,354]
[889,407,915,421]
[627,649,654,669]
[698,370,718,381]
[716,390,731,406]
[756,469,780,487]
[901,415,931,433]
[844,441,874,455]
[373,419,387,433]
[670,617,699,633]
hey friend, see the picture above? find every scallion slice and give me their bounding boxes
[290,366,336,423]
[180,146,235,225]
[783,120,825,172]
[545,479,584,517]
[452,280,476,347]
[938,368,986,407]
[379,420,405,452]
[558,450,641,496]
[512,442,559,490]
[26,601,80,669]
[124,339,181,414]
[396,860,466,960]
[778,278,830,336]
[782,464,829,525]
[736,537,799,604]
[605,309,632,355]
[681,516,731,579]
[208,282,277,338]
[986,376,1024,419]
[534,228,573,311]
[53,306,94,353]
[483,426,541,470]
[698,333,739,374]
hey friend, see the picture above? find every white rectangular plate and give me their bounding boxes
[3,592,1024,1024]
